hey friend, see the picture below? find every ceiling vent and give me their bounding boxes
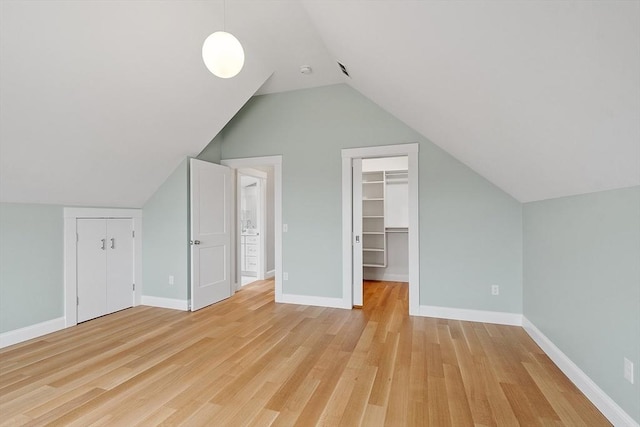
[337,62,350,78]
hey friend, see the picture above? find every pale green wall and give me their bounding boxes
[142,159,189,300]
[216,84,523,313]
[0,203,63,333]
[524,186,640,423]
[198,133,222,164]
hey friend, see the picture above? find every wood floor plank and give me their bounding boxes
[0,279,612,426]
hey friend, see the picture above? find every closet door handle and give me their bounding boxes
[101,239,106,250]
[110,238,115,249]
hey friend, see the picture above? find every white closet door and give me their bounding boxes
[352,159,363,306]
[106,218,134,313]
[77,219,107,322]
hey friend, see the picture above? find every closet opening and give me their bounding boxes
[341,143,419,315]
[361,158,408,278]
[358,157,409,307]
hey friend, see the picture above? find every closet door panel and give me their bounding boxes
[106,218,134,313]
[77,219,107,322]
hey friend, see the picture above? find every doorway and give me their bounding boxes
[221,156,283,300]
[238,169,267,286]
[341,143,420,315]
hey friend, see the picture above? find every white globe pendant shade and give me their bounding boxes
[202,31,245,78]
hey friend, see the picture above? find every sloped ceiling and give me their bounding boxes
[0,1,339,207]
[1,1,638,206]
[302,1,640,202]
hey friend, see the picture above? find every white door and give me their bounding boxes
[77,219,107,322]
[352,159,364,306]
[190,158,232,311]
[106,219,134,313]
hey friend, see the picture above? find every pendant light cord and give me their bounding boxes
[223,0,226,32]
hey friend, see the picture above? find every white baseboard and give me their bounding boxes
[363,272,409,282]
[277,293,350,310]
[141,295,189,311]
[418,305,523,326]
[0,317,66,349]
[265,269,275,279]
[522,317,638,427]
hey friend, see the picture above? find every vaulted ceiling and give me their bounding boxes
[1,1,638,207]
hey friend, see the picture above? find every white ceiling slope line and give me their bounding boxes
[0,1,272,208]
[302,1,640,202]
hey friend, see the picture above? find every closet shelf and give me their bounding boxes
[386,227,408,233]
[361,167,389,269]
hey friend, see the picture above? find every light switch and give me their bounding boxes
[624,357,634,384]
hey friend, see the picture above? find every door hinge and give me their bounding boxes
[132,230,135,238]
[76,232,79,242]
[133,283,135,291]
[77,296,79,306]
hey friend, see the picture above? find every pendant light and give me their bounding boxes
[202,0,244,78]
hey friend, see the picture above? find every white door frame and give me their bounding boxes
[238,168,268,282]
[221,156,283,302]
[341,143,420,315]
[63,207,142,327]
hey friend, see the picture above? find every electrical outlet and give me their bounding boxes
[491,285,499,295]
[169,275,174,286]
[283,272,289,281]
[624,357,634,384]
[283,224,288,232]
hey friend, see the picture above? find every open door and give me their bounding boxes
[190,158,232,311]
[352,158,363,306]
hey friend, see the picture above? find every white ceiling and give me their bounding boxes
[1,1,638,207]
[303,0,640,202]
[0,0,338,207]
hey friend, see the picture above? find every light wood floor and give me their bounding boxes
[1,280,610,426]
